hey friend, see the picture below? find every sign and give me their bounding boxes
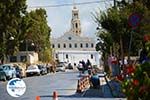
[7,78,26,97]
[128,13,141,29]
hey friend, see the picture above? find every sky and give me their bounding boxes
[27,0,113,38]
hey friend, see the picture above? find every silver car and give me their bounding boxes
[0,68,7,81]
[25,65,41,77]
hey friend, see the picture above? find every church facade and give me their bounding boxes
[51,5,100,66]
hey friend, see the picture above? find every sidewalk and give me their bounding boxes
[82,72,126,99]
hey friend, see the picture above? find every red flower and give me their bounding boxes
[139,85,147,93]
[144,34,150,42]
[111,60,117,64]
[133,79,139,86]
[126,65,135,74]
[117,75,124,81]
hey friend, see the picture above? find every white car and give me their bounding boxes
[25,65,41,77]
[56,62,66,72]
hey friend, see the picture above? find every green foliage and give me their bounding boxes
[94,1,150,58]
[39,48,52,63]
[0,1,53,63]
[23,8,52,61]
[0,0,27,59]
[22,8,51,51]
[121,62,150,100]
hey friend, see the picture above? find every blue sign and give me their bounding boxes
[128,13,141,28]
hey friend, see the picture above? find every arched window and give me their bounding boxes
[66,54,68,59]
[69,43,72,48]
[80,43,83,48]
[86,43,88,48]
[74,43,77,48]
[64,44,66,48]
[58,44,60,48]
[91,43,94,48]
[75,23,78,28]
[52,44,55,48]
[91,54,93,59]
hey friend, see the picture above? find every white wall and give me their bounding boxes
[55,50,100,66]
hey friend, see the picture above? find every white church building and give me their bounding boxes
[51,5,100,66]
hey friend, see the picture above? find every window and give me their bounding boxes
[69,43,72,48]
[10,56,17,62]
[75,23,78,28]
[20,56,27,62]
[68,37,72,40]
[56,54,58,58]
[91,54,93,59]
[86,43,88,48]
[64,44,66,48]
[74,43,77,48]
[91,43,94,48]
[80,43,83,48]
[58,44,60,48]
[66,54,68,59]
[52,44,55,48]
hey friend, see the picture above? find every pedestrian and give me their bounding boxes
[111,55,119,77]
[139,47,148,64]
[86,59,92,69]
[81,60,86,74]
[107,54,113,75]
[86,59,92,75]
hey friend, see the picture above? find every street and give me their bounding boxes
[0,70,126,100]
[0,70,80,100]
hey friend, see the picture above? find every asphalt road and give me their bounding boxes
[0,70,126,100]
[0,70,81,100]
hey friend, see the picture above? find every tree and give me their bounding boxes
[94,0,150,63]
[0,0,27,62]
[21,8,52,62]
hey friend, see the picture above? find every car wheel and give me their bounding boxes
[12,74,16,78]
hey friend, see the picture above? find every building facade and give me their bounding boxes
[51,5,100,66]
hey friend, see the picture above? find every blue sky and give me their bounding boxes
[27,0,113,38]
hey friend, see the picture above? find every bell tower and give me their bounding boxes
[71,0,81,36]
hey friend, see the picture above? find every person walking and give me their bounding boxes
[81,60,86,74]
[86,59,92,75]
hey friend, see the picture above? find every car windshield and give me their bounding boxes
[2,65,11,70]
[27,66,37,70]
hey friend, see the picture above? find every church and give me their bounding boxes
[51,4,100,66]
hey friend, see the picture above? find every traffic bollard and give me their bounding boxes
[36,96,40,100]
[53,91,58,100]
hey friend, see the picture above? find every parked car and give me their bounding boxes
[0,68,7,81]
[0,64,16,80]
[14,65,23,78]
[56,62,66,72]
[37,64,47,75]
[66,63,73,69]
[25,65,41,77]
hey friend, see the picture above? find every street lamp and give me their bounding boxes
[2,32,14,63]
